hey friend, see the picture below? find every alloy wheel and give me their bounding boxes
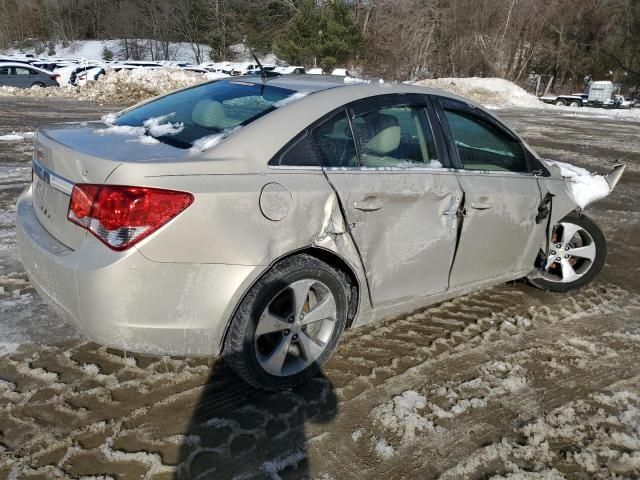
[254,279,337,377]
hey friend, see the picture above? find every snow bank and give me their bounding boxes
[543,160,610,208]
[0,68,209,103]
[0,132,34,141]
[415,77,543,109]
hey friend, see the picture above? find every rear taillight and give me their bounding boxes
[50,74,60,80]
[67,184,194,250]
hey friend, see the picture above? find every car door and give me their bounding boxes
[13,67,33,88]
[0,66,10,86]
[316,95,463,307]
[434,96,546,289]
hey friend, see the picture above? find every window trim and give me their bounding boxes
[268,94,457,170]
[433,96,535,174]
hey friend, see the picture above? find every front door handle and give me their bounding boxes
[470,202,491,210]
[353,198,384,212]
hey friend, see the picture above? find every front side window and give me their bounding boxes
[115,80,297,149]
[352,105,439,167]
[311,111,358,167]
[442,105,527,172]
[0,67,9,75]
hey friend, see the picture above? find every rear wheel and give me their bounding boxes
[529,212,606,292]
[555,99,567,106]
[31,81,46,88]
[223,254,348,390]
[569,100,581,107]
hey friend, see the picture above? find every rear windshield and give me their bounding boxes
[115,80,296,149]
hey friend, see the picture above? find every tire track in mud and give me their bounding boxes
[1,281,636,479]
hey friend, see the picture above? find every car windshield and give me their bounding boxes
[115,80,296,149]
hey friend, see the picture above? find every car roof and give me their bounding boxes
[235,74,472,101]
[0,62,53,73]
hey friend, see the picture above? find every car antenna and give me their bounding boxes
[248,47,267,81]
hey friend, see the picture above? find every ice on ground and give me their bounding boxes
[372,390,437,443]
[261,450,306,476]
[0,132,34,142]
[414,77,543,109]
[374,438,395,459]
[543,159,610,208]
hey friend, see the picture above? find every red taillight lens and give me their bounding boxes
[67,184,194,250]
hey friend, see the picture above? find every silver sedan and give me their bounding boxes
[0,62,60,88]
[16,76,625,389]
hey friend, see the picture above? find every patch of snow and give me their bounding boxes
[93,125,145,136]
[374,438,395,459]
[0,132,34,141]
[101,113,118,125]
[82,363,100,376]
[143,113,184,137]
[261,450,306,475]
[273,91,308,108]
[127,135,159,144]
[351,429,365,441]
[543,159,610,208]
[189,126,241,154]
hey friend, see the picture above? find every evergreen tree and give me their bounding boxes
[319,0,362,70]
[275,0,323,66]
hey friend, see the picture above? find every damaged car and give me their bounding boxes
[16,76,625,389]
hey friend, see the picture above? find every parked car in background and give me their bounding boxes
[16,76,625,390]
[0,62,59,88]
[307,67,324,75]
[275,66,306,75]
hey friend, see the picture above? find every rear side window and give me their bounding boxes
[442,105,527,172]
[15,68,30,75]
[352,105,440,167]
[311,111,358,167]
[115,80,297,149]
[270,132,320,167]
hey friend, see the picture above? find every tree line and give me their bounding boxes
[1,0,639,94]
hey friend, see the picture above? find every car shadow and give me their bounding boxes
[173,353,337,479]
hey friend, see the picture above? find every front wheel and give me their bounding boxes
[529,212,606,292]
[223,254,348,390]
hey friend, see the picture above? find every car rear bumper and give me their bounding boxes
[15,186,260,356]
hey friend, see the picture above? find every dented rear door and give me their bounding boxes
[315,99,462,308]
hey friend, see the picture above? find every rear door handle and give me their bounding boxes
[470,202,491,210]
[353,198,384,212]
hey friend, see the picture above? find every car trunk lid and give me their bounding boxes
[32,122,189,250]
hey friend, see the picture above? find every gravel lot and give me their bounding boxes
[0,97,639,480]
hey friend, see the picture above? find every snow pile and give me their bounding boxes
[0,68,209,103]
[415,77,543,109]
[543,160,610,208]
[372,390,438,444]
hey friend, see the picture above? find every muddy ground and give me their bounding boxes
[0,97,638,480]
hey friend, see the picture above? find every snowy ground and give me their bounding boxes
[0,97,639,479]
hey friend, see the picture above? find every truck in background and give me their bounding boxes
[540,80,635,108]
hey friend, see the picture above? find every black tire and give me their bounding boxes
[569,100,581,107]
[555,99,567,106]
[223,254,348,390]
[31,81,46,88]
[529,212,606,293]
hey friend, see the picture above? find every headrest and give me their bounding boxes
[192,99,228,128]
[358,112,401,155]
